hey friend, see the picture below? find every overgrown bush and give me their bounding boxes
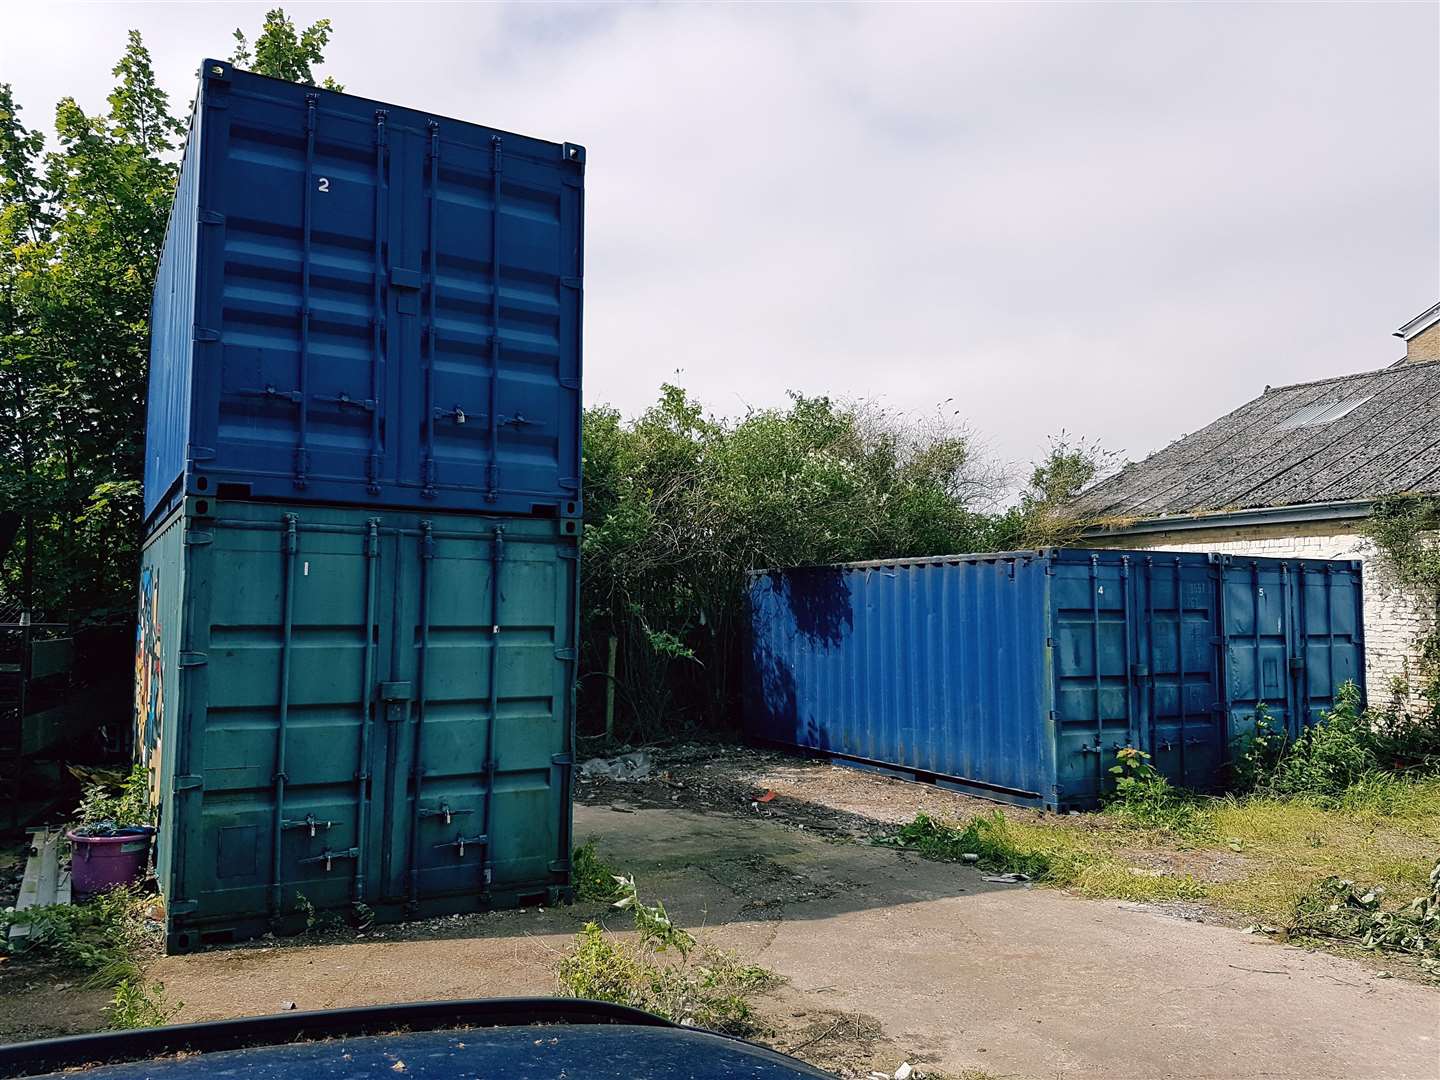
[106,976,181,1029]
[580,387,1111,740]
[554,876,779,1034]
[0,885,147,986]
[572,840,624,902]
[1103,747,1207,833]
[1262,685,1381,799]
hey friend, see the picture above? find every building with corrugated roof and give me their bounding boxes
[1079,302,1440,711]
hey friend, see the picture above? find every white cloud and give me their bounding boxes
[4,2,1435,476]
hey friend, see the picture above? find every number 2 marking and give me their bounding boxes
[317,177,330,193]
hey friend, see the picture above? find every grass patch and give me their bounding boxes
[881,811,1207,902]
[555,876,780,1034]
[880,772,1440,943]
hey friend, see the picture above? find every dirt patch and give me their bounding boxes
[767,1002,891,1077]
[576,741,1050,840]
[0,962,111,1043]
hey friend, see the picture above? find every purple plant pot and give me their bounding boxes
[67,827,154,898]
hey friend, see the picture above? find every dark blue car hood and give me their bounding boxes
[0,1000,831,1080]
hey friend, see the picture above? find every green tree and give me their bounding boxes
[232,9,343,90]
[579,387,1011,736]
[1,13,344,619]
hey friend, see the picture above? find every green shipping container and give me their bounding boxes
[136,499,578,952]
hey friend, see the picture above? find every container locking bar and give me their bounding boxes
[281,814,335,838]
[367,110,387,496]
[418,800,472,826]
[354,518,380,902]
[434,834,489,859]
[300,847,360,873]
[313,391,376,412]
[421,122,440,499]
[407,522,436,908]
[486,135,504,503]
[295,94,318,490]
[270,514,300,919]
[237,385,303,404]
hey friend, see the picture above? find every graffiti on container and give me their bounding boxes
[135,566,164,805]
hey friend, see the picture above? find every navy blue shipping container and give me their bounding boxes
[145,61,584,532]
[745,549,1365,810]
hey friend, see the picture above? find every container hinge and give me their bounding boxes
[1288,657,1305,672]
[199,211,225,226]
[1045,637,1055,649]
[1131,663,1149,678]
[178,651,208,668]
[549,858,571,873]
[561,276,582,290]
[554,647,577,661]
[299,847,360,871]
[435,833,489,858]
[1047,710,1058,721]
[419,800,473,825]
[192,326,221,342]
[189,445,217,462]
[282,814,336,837]
[184,530,213,546]
[173,774,203,791]
[559,475,580,490]
[559,378,580,391]
[552,753,573,766]
[169,899,199,915]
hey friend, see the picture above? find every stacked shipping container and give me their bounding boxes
[139,61,583,951]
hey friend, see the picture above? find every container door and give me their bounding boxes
[207,95,396,500]
[1052,556,1138,804]
[1223,560,1300,746]
[375,519,573,906]
[399,123,581,513]
[180,509,385,927]
[1132,556,1224,791]
[1290,562,1365,731]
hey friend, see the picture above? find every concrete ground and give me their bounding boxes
[143,797,1440,1080]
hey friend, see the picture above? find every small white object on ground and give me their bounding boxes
[894,1063,914,1079]
[982,873,1030,883]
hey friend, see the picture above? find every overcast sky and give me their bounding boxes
[4,2,1436,483]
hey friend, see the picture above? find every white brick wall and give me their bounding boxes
[1092,525,1436,713]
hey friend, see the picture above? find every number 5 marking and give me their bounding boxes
[317,177,330,193]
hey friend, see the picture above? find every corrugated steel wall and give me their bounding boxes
[142,498,576,950]
[746,554,1056,803]
[144,61,584,529]
[746,549,1366,809]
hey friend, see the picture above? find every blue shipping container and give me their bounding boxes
[145,61,584,531]
[745,549,1365,809]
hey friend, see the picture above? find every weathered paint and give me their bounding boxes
[140,497,578,950]
[745,548,1365,809]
